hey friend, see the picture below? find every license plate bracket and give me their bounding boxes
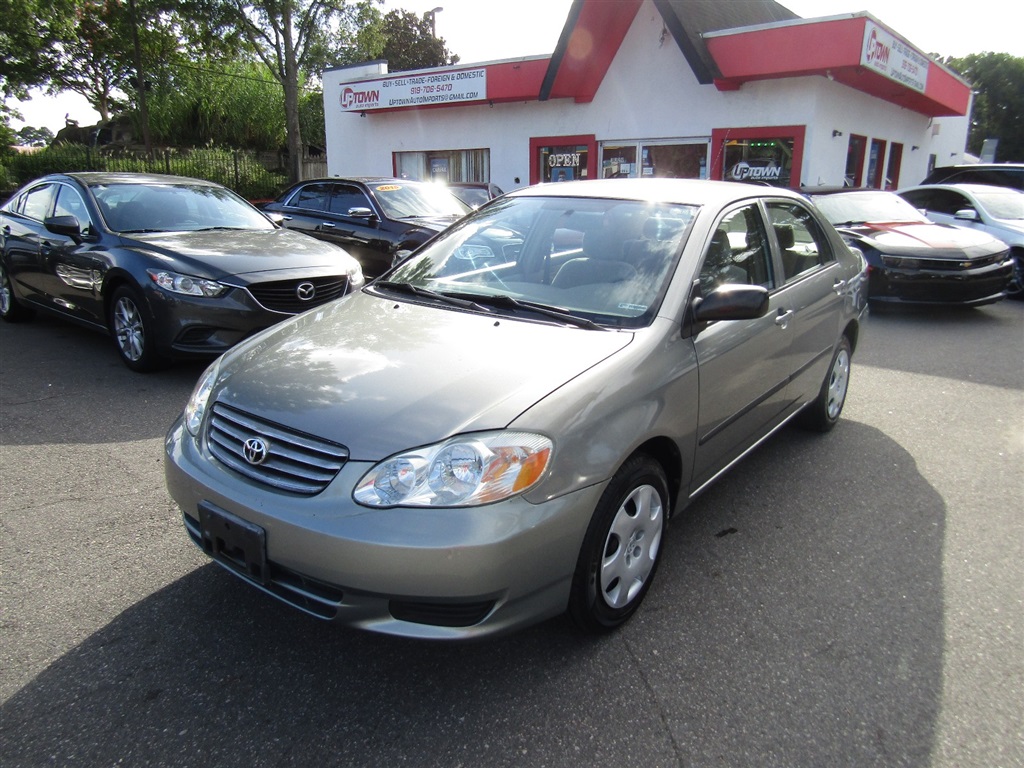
[198,502,269,585]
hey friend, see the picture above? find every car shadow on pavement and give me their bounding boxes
[0,419,945,768]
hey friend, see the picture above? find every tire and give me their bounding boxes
[798,335,852,432]
[1006,249,1023,301]
[569,455,669,633]
[0,261,34,322]
[108,284,164,372]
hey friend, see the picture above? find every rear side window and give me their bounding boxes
[291,183,331,211]
[766,201,835,284]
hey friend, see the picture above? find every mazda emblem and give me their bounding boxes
[296,282,316,301]
[243,437,270,465]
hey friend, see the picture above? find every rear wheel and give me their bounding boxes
[0,262,33,322]
[798,335,852,432]
[569,455,668,633]
[108,285,165,372]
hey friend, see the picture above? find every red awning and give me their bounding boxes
[704,15,971,117]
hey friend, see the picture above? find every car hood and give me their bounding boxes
[839,221,1005,257]
[212,291,634,459]
[401,214,462,233]
[122,228,356,280]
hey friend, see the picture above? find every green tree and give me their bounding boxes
[205,0,383,184]
[145,58,285,148]
[379,9,458,72]
[15,126,55,146]
[0,0,78,98]
[944,52,1024,162]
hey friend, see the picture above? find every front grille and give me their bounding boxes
[248,275,349,313]
[882,252,1006,271]
[207,402,348,494]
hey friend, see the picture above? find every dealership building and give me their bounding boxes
[322,0,973,193]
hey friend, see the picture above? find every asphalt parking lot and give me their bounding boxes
[1,300,1021,767]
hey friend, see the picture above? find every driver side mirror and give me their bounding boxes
[44,214,87,243]
[692,284,770,323]
[954,208,980,222]
[347,207,379,225]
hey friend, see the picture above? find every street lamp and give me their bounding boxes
[426,6,443,37]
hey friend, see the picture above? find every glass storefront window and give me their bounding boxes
[602,145,637,178]
[722,138,794,187]
[601,142,708,180]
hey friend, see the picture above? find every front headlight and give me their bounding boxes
[348,263,366,289]
[184,359,219,436]
[148,269,227,297]
[354,431,552,507]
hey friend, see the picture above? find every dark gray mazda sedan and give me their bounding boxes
[165,179,868,639]
[0,172,364,371]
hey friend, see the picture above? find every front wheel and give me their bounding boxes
[108,285,164,372]
[798,335,852,432]
[0,261,34,322]
[569,455,669,633]
[1006,248,1023,300]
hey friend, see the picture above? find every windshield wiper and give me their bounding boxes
[462,293,604,330]
[374,280,492,312]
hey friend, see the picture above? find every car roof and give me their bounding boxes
[508,178,809,206]
[298,177,430,186]
[55,171,224,187]
[901,183,1023,195]
[803,187,893,197]
[929,163,1024,171]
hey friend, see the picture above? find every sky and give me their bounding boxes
[8,0,1021,135]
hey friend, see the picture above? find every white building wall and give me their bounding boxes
[322,0,967,191]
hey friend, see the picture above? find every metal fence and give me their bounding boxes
[2,146,327,201]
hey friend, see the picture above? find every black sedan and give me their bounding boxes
[808,189,1014,306]
[262,177,471,277]
[0,172,364,371]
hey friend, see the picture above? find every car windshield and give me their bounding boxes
[380,195,698,329]
[370,182,471,220]
[451,187,491,208]
[972,189,1024,220]
[813,191,929,226]
[91,182,275,233]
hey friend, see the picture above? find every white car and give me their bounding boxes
[898,183,1024,298]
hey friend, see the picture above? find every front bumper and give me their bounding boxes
[144,277,351,360]
[868,256,1014,305]
[164,417,603,640]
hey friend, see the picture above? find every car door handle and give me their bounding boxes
[832,279,847,295]
[774,309,794,329]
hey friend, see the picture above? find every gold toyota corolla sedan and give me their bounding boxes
[165,178,868,640]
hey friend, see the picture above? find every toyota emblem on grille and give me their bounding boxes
[296,282,316,301]
[243,437,270,465]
